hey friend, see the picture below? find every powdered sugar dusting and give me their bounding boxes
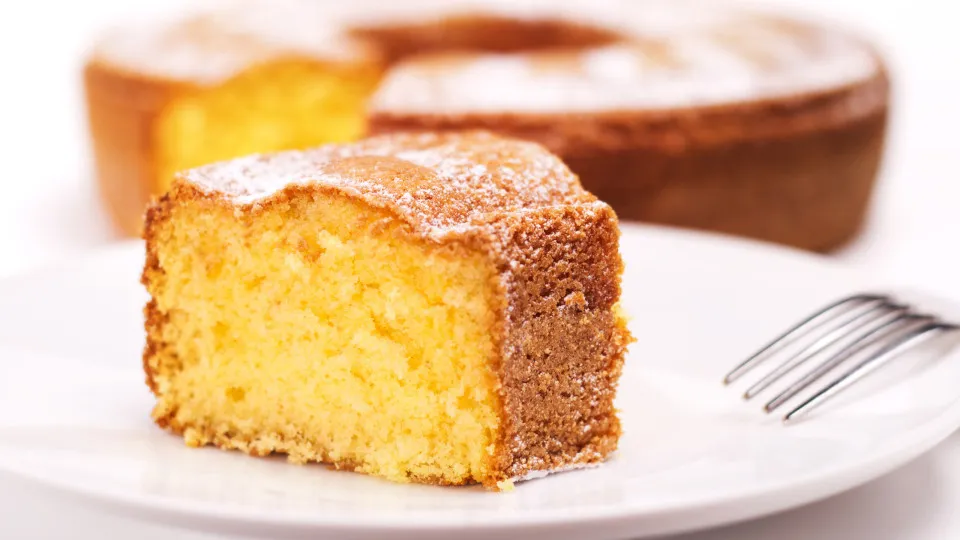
[182,131,598,239]
[92,0,880,105]
[92,0,373,85]
[370,2,881,114]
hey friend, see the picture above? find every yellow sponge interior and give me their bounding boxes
[145,192,502,485]
[154,60,381,193]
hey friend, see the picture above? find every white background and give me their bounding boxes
[0,0,957,538]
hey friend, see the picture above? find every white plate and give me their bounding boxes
[1,224,959,540]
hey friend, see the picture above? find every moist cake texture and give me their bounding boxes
[141,131,633,489]
[86,0,889,252]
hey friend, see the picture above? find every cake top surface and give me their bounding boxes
[180,131,600,239]
[92,0,882,110]
[368,1,882,113]
[91,0,377,84]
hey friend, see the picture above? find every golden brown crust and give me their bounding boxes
[142,131,632,489]
[564,104,888,252]
[483,204,629,483]
[84,60,172,236]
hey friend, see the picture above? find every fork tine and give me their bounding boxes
[762,313,935,413]
[724,293,889,385]
[783,321,960,424]
[742,301,908,399]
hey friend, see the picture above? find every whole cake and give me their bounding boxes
[141,130,633,489]
[86,0,889,251]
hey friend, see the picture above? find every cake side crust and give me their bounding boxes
[483,203,631,486]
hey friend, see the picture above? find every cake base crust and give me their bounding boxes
[148,408,619,488]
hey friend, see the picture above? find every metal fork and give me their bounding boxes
[723,293,960,424]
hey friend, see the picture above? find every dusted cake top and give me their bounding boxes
[89,0,379,85]
[369,2,882,113]
[180,131,601,238]
[90,0,883,108]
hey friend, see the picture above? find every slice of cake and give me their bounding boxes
[141,131,633,489]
